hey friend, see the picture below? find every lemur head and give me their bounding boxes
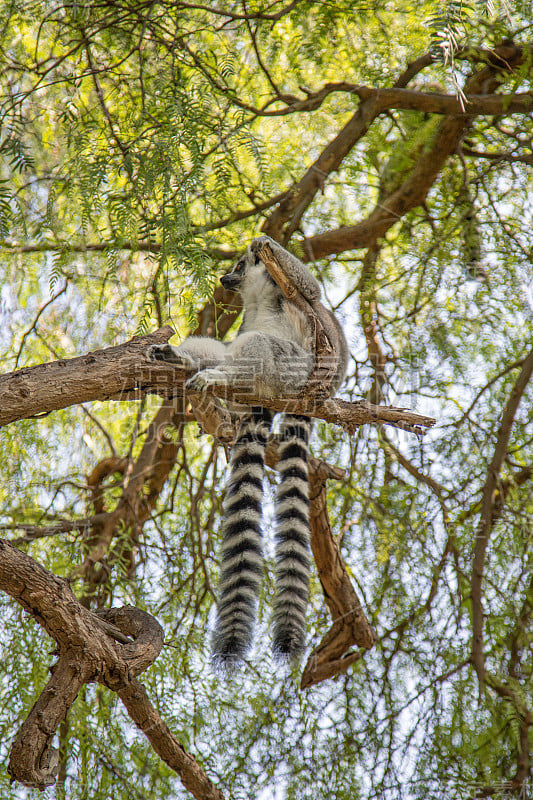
[220,246,274,296]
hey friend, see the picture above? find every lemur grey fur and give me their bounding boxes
[148,235,348,665]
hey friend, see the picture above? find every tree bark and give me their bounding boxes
[0,538,224,799]
[0,326,175,426]
[0,328,435,436]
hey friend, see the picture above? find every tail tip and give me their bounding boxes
[211,632,250,670]
[272,629,306,662]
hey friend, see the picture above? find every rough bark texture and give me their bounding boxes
[3,39,531,797]
[0,326,175,426]
[119,681,225,800]
[0,538,224,799]
[0,328,435,435]
[300,463,377,689]
[300,46,528,260]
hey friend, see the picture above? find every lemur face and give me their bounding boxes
[220,248,269,292]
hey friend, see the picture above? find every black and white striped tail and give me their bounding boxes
[273,414,313,659]
[212,407,273,666]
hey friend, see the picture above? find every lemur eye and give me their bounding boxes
[236,260,245,272]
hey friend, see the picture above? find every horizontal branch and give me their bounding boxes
[255,43,530,117]
[0,327,175,427]
[0,240,235,262]
[288,41,532,260]
[263,53,437,240]
[0,328,435,436]
[353,87,533,115]
[192,384,435,436]
[250,82,533,117]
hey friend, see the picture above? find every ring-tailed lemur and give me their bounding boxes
[148,235,348,665]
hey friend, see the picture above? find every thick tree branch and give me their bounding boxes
[4,48,530,269]
[244,83,533,117]
[263,55,434,241]
[0,540,162,787]
[181,43,530,118]
[0,329,435,435]
[0,539,224,799]
[354,86,533,115]
[0,326,175,426]
[301,43,529,259]
[168,379,436,435]
[118,680,224,800]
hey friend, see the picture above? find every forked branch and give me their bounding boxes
[0,539,224,799]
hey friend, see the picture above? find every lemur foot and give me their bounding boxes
[186,369,228,393]
[146,344,194,368]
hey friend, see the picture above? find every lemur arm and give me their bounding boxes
[250,235,321,303]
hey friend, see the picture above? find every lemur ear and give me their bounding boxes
[246,243,262,267]
[246,244,261,266]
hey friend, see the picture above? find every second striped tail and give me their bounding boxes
[272,414,313,659]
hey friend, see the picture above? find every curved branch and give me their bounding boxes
[301,462,377,690]
[262,56,434,241]
[470,346,533,684]
[0,539,163,787]
[0,539,224,799]
[244,83,533,118]
[300,43,530,260]
[9,652,93,789]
